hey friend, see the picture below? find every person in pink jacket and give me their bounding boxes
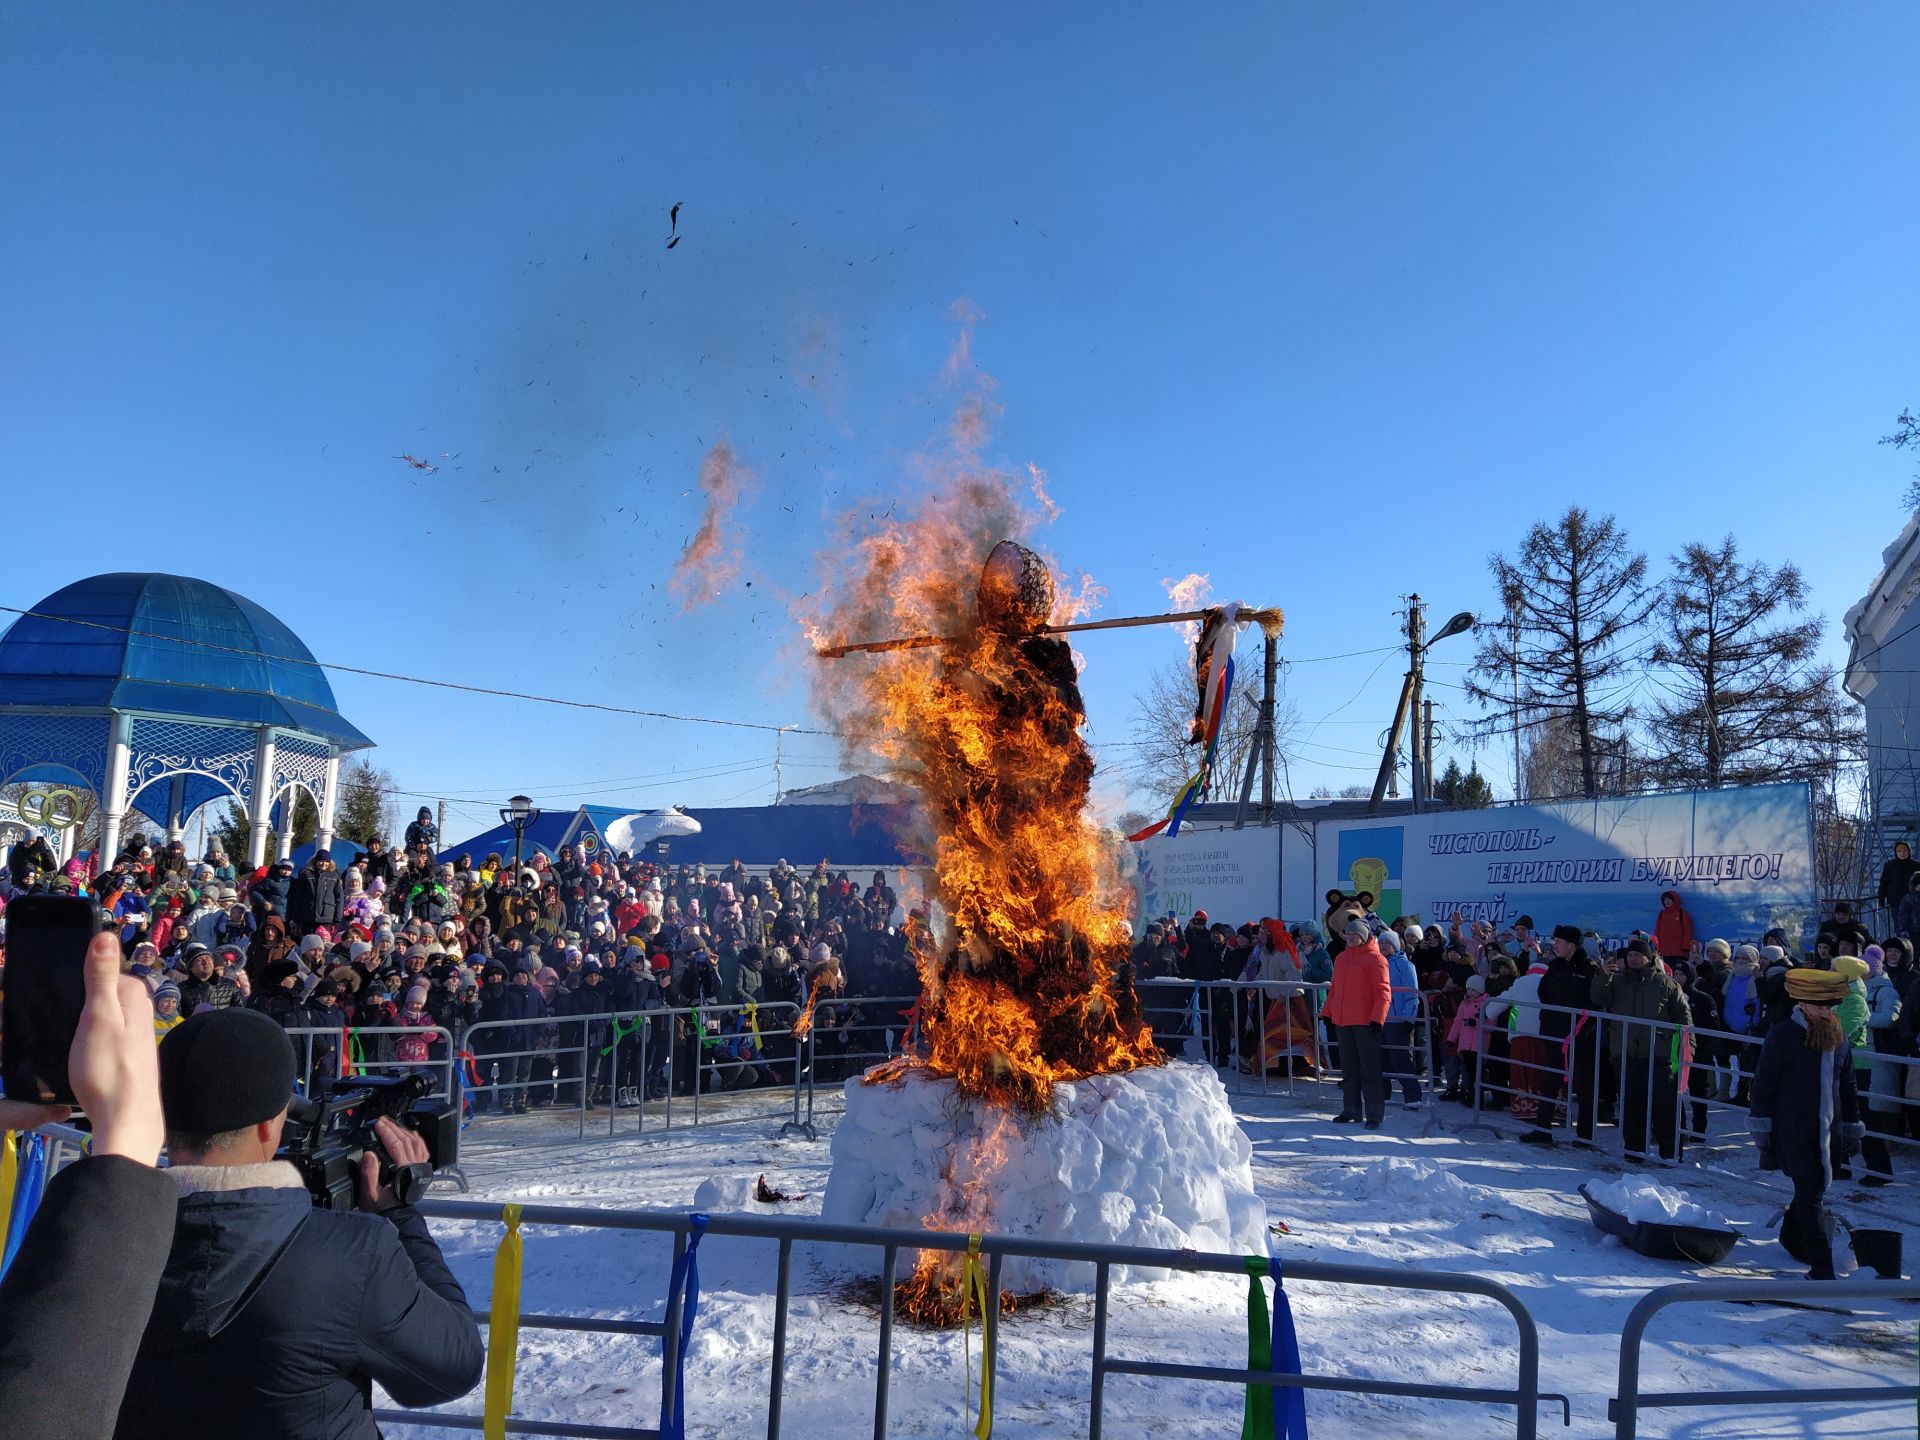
[1326,918,1391,1128]
[1445,975,1492,1104]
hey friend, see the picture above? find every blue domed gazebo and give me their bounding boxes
[0,573,373,868]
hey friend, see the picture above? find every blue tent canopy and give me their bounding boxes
[439,803,926,870]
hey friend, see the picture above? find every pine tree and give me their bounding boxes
[1433,758,1495,808]
[1466,508,1656,799]
[334,759,396,845]
[1645,537,1844,787]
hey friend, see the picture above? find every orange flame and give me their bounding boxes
[668,441,753,610]
[801,309,1161,1323]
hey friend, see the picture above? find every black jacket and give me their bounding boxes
[115,1166,482,1440]
[252,867,294,920]
[0,1157,177,1440]
[289,868,345,932]
[1879,854,1920,910]
[1749,1016,1865,1187]
[178,973,241,1012]
[1536,951,1593,1040]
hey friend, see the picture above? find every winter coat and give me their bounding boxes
[177,973,241,1013]
[1864,972,1906,1107]
[1719,970,1764,1035]
[407,879,452,924]
[114,1164,482,1439]
[395,1008,437,1064]
[1489,963,1549,1037]
[405,817,439,853]
[1324,940,1390,1028]
[1538,952,1594,1040]
[184,904,225,950]
[1298,944,1334,986]
[251,868,292,920]
[0,1157,179,1440]
[1879,854,1920,911]
[289,868,345,932]
[1748,1014,1865,1189]
[1651,893,1694,960]
[1590,963,1691,1060]
[254,986,311,1031]
[1385,952,1420,1021]
[1447,993,1491,1054]
[1897,890,1920,943]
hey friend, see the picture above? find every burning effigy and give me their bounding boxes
[804,449,1264,1322]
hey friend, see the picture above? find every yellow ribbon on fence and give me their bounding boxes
[963,1234,994,1440]
[0,1133,17,1234]
[482,1203,525,1440]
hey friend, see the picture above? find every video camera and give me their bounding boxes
[277,1073,460,1212]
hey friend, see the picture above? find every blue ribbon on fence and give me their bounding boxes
[1,1133,50,1278]
[1270,1254,1309,1440]
[660,1212,708,1440]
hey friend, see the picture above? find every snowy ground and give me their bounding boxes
[384,1070,1920,1439]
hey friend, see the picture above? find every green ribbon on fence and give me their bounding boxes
[600,1014,643,1058]
[690,1008,728,1051]
[1242,1256,1274,1440]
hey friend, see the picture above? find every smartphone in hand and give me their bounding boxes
[1,894,102,1106]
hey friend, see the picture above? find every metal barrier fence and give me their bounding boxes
[286,1024,457,1103]
[378,1198,1567,1440]
[447,1003,807,1141]
[1437,992,1920,1174]
[1137,978,1439,1109]
[1609,1274,1920,1438]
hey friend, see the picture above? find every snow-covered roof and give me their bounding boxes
[1843,511,1920,702]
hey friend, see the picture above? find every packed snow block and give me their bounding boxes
[817,1062,1266,1293]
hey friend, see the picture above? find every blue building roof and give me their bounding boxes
[0,573,372,749]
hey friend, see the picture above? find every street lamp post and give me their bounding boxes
[500,793,542,876]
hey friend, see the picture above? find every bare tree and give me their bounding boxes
[1881,406,1920,511]
[1466,508,1656,799]
[1121,659,1294,806]
[1644,537,1843,787]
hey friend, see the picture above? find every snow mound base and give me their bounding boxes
[817,1062,1267,1292]
[1587,1177,1730,1230]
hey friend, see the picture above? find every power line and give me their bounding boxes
[0,601,832,739]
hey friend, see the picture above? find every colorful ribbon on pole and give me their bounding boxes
[481,1203,524,1440]
[1129,603,1240,841]
[1242,1255,1308,1440]
[2,1132,49,1277]
[964,1234,994,1439]
[661,1213,709,1440]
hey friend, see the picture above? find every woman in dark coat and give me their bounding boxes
[1749,967,1866,1279]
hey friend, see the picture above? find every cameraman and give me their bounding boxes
[114,1009,482,1439]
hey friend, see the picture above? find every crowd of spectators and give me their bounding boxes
[3,816,923,1115]
[1131,887,1917,1184]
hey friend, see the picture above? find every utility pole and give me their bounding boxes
[1408,595,1427,811]
[436,799,446,849]
[1422,699,1435,804]
[773,725,791,805]
[1233,627,1282,829]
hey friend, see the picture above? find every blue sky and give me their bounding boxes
[2,5,1915,840]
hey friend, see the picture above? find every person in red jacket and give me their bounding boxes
[1652,890,1695,964]
[1326,918,1391,1128]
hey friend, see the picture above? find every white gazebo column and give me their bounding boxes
[315,753,342,856]
[98,712,134,867]
[248,728,278,868]
[275,790,295,863]
[164,774,188,845]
